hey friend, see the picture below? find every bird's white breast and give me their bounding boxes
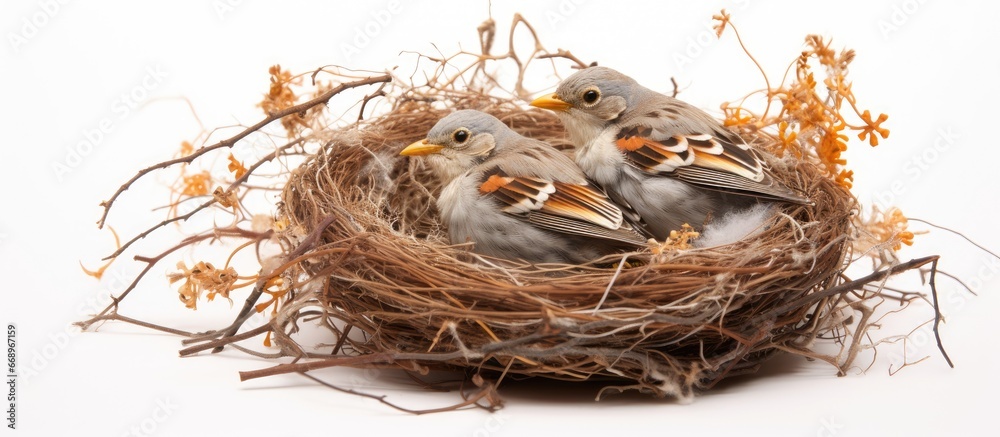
[574,128,624,187]
[437,176,472,236]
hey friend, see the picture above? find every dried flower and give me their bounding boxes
[213,187,239,209]
[854,206,924,265]
[648,224,700,255]
[777,121,799,156]
[712,9,731,37]
[254,276,289,317]
[720,31,889,189]
[857,110,890,146]
[80,227,120,279]
[179,171,212,197]
[723,106,753,127]
[168,261,239,310]
[258,64,316,137]
[227,154,247,179]
[176,140,194,158]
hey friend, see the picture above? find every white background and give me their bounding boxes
[3,1,999,436]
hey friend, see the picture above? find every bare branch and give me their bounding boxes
[97,73,392,229]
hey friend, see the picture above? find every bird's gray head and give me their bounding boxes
[399,110,518,181]
[531,66,642,121]
[530,67,647,146]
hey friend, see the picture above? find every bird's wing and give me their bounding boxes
[478,172,649,246]
[615,119,812,205]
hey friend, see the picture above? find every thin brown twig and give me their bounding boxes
[297,372,501,414]
[240,354,400,381]
[933,269,978,297]
[96,73,392,230]
[357,81,389,121]
[77,227,269,329]
[207,214,342,352]
[724,18,772,121]
[102,136,299,261]
[537,49,591,69]
[179,323,273,357]
[75,312,195,337]
[909,217,1000,261]
[928,258,954,368]
[756,256,939,323]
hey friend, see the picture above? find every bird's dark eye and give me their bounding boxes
[583,89,600,104]
[453,129,469,143]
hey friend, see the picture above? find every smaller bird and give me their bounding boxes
[399,110,649,264]
[530,66,811,242]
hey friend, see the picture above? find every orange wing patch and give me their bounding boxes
[616,136,649,152]
[617,135,693,173]
[479,174,514,194]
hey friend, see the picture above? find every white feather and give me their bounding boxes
[694,203,774,248]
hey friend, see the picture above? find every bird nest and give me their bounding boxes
[80,15,947,411]
[275,100,850,398]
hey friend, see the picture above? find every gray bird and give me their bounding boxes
[530,66,811,240]
[399,110,650,264]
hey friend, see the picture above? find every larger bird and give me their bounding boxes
[530,66,811,240]
[400,110,649,264]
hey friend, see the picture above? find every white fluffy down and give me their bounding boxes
[694,203,775,248]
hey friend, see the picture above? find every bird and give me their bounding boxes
[530,66,812,241]
[399,109,650,264]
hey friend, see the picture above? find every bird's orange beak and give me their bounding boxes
[400,139,445,156]
[529,93,572,112]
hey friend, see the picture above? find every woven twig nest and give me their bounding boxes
[273,91,857,401]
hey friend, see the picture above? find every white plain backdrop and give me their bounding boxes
[3,1,999,436]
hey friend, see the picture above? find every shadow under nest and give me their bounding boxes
[271,92,862,402]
